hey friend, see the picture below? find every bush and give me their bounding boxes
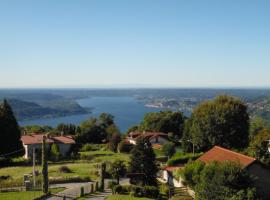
[80,154,94,161]
[108,181,118,193]
[80,144,94,151]
[0,157,12,167]
[117,141,133,153]
[58,166,72,173]
[167,153,202,166]
[130,185,143,197]
[114,185,123,194]
[162,142,176,158]
[142,186,159,198]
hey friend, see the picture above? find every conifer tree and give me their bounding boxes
[129,137,158,186]
[0,99,23,157]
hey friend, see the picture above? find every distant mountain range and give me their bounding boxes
[1,89,270,122]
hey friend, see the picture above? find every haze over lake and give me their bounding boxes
[19,96,163,132]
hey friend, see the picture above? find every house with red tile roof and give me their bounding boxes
[197,146,256,168]
[126,131,169,145]
[198,146,270,199]
[21,134,75,159]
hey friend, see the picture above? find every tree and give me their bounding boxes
[110,160,126,184]
[189,95,249,152]
[181,160,257,200]
[140,111,185,139]
[249,117,269,139]
[248,129,270,165]
[0,99,24,157]
[98,113,114,129]
[50,143,61,161]
[108,132,121,152]
[195,161,257,200]
[129,137,158,186]
[162,142,176,158]
[99,162,106,191]
[42,135,48,194]
[77,118,106,144]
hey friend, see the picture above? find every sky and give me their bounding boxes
[0,0,270,88]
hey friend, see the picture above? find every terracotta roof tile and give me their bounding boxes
[197,146,256,168]
[21,134,75,145]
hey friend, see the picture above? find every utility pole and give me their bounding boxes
[32,147,36,188]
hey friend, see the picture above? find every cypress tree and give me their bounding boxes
[42,135,48,194]
[99,162,106,191]
[0,99,23,157]
[129,137,158,186]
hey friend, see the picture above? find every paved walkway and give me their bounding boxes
[83,189,111,200]
[46,182,93,200]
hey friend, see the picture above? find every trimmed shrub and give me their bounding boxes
[142,186,159,198]
[117,141,133,153]
[130,185,142,197]
[114,185,123,194]
[58,166,72,173]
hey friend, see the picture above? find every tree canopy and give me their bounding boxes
[139,111,185,138]
[76,113,120,144]
[185,95,249,152]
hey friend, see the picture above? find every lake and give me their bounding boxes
[19,96,163,132]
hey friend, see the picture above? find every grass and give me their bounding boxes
[0,187,65,200]
[79,150,130,163]
[106,195,154,200]
[0,150,130,187]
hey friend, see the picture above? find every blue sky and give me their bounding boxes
[0,0,269,88]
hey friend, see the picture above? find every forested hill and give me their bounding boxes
[7,99,90,121]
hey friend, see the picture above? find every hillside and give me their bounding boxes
[8,99,90,121]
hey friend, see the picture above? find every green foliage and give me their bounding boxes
[80,143,106,152]
[76,113,120,144]
[184,161,257,200]
[99,162,106,191]
[167,153,202,166]
[139,111,185,138]
[187,95,249,152]
[56,123,76,135]
[0,99,24,157]
[162,142,176,158]
[109,160,126,184]
[22,125,53,134]
[117,140,134,153]
[178,160,205,187]
[248,129,270,165]
[249,117,270,139]
[50,143,61,162]
[112,185,159,199]
[107,126,122,152]
[129,138,158,186]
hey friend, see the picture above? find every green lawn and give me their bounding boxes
[0,150,129,187]
[79,150,130,163]
[0,187,65,200]
[106,195,154,200]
